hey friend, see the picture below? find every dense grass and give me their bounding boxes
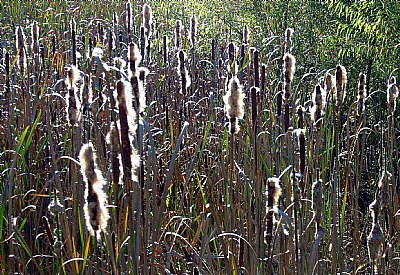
[0,0,399,274]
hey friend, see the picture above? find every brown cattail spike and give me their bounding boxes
[243,25,249,44]
[79,142,110,239]
[175,20,182,49]
[357,72,366,115]
[65,65,81,126]
[335,65,347,106]
[189,15,197,48]
[107,122,123,185]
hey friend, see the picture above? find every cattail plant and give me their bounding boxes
[30,21,39,55]
[126,0,133,41]
[357,72,366,116]
[189,15,197,48]
[367,197,384,273]
[107,122,123,185]
[175,19,182,49]
[284,28,294,53]
[283,53,295,131]
[387,76,398,113]
[242,25,249,44]
[79,142,110,239]
[142,3,152,39]
[265,177,282,272]
[65,65,81,126]
[311,85,326,128]
[223,75,245,134]
[177,50,191,95]
[16,26,27,74]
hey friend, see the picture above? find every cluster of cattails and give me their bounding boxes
[357,72,366,115]
[387,76,398,113]
[310,85,326,128]
[264,177,282,245]
[65,65,82,126]
[177,50,191,95]
[79,142,110,239]
[223,75,245,134]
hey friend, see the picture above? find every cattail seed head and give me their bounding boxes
[378,171,391,210]
[285,27,294,53]
[243,25,249,44]
[16,26,27,73]
[189,15,197,47]
[387,77,398,112]
[283,53,296,100]
[277,82,283,117]
[107,122,123,185]
[79,142,110,239]
[126,0,133,38]
[324,72,335,93]
[265,177,282,245]
[31,21,40,54]
[357,72,366,115]
[142,3,152,38]
[367,222,384,265]
[175,19,182,49]
[296,106,305,129]
[128,42,141,74]
[311,84,326,128]
[223,75,245,134]
[177,50,191,95]
[335,65,347,105]
[312,179,323,228]
[297,129,306,175]
[65,65,81,126]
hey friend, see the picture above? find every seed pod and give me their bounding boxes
[264,177,281,245]
[387,76,398,113]
[285,28,294,53]
[242,25,249,44]
[189,15,197,47]
[16,26,27,73]
[311,85,326,128]
[283,53,296,100]
[175,19,182,49]
[177,50,191,95]
[142,3,152,38]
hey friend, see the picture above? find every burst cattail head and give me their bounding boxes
[223,75,245,134]
[369,198,380,224]
[16,26,27,73]
[142,3,152,38]
[285,27,294,53]
[311,84,326,127]
[114,57,126,76]
[243,25,249,44]
[367,222,384,265]
[387,76,398,112]
[189,15,197,47]
[335,65,347,105]
[312,179,323,227]
[175,19,182,49]
[128,42,141,74]
[177,50,191,94]
[79,142,110,239]
[65,65,81,126]
[283,53,296,100]
[266,177,282,210]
